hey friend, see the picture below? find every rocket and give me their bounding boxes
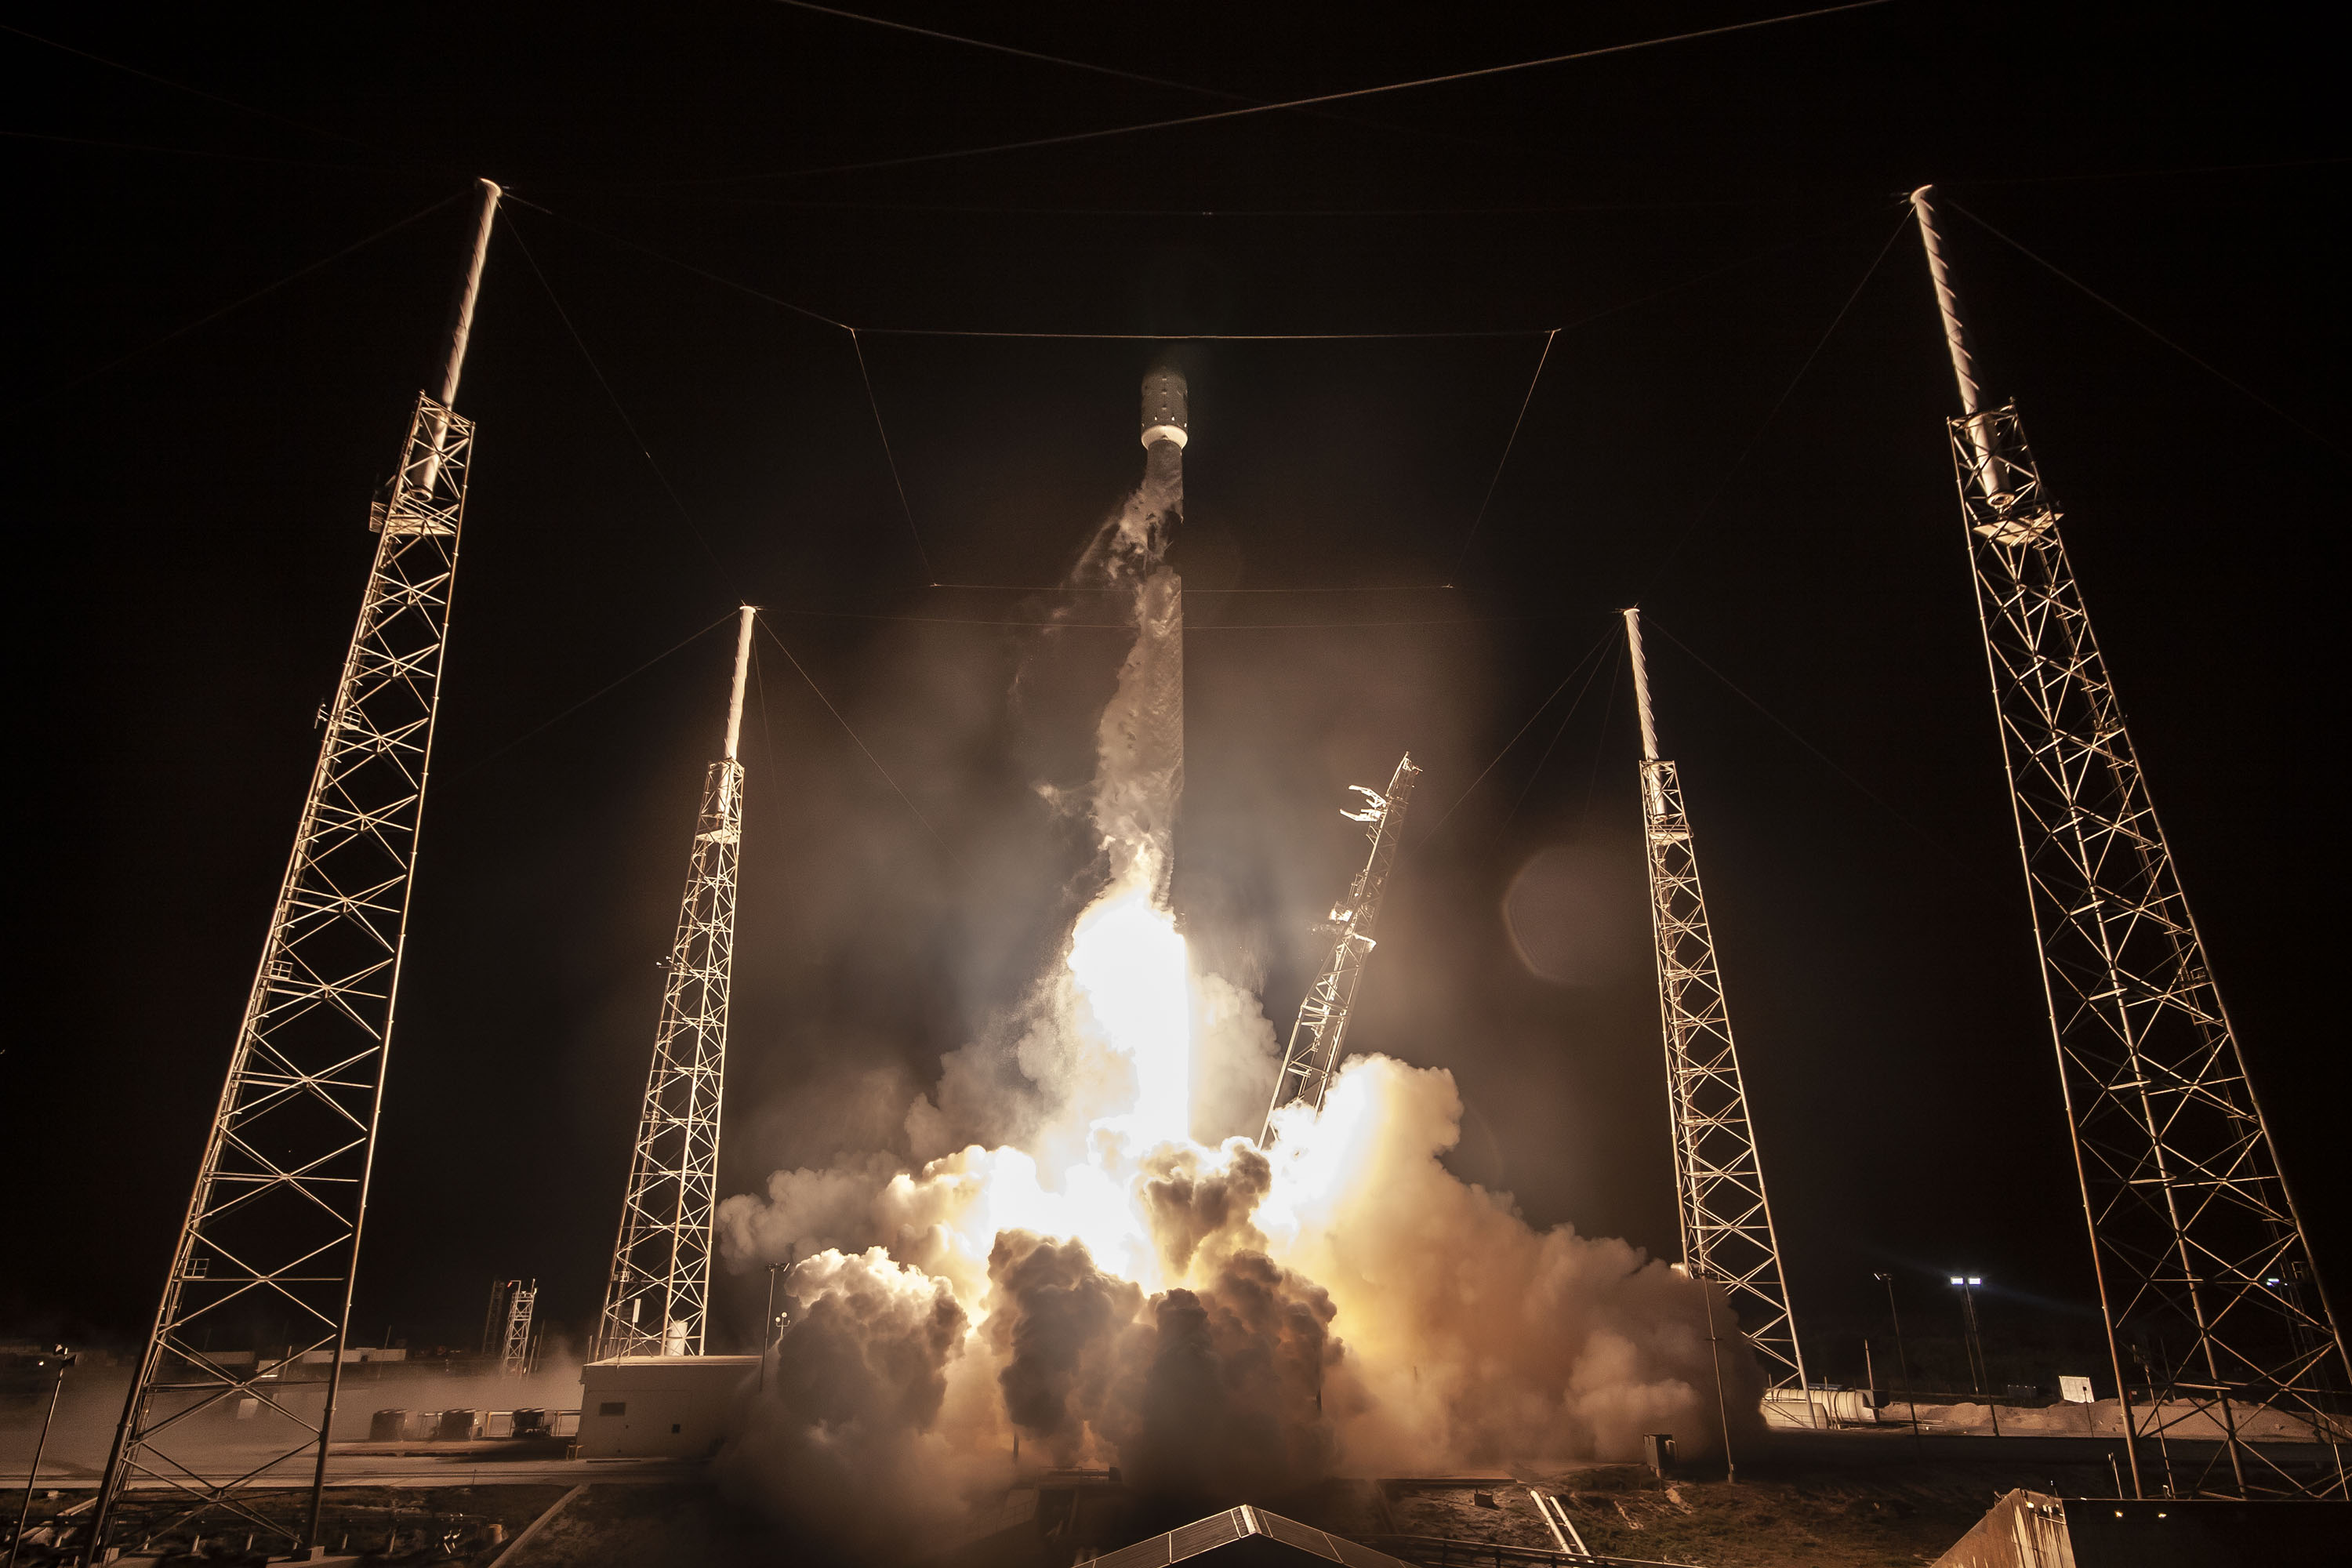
[1142,367,1189,452]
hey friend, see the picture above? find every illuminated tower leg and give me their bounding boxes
[88,180,503,1556]
[1912,184,2350,1500]
[597,606,757,1359]
[1624,608,1813,1420]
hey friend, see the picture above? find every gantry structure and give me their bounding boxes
[88,180,503,1557]
[1623,608,1813,1415]
[597,606,757,1359]
[499,1279,538,1377]
[1261,753,1421,1145]
[482,1277,538,1377]
[1912,184,2348,1497]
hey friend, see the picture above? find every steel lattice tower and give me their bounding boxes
[88,180,503,1556]
[1911,185,2348,1497]
[1261,753,1421,1145]
[498,1279,538,1377]
[1623,608,1813,1415]
[597,606,757,1359]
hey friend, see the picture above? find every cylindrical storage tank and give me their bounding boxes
[369,1409,408,1442]
[1141,368,1188,449]
[436,1408,481,1441]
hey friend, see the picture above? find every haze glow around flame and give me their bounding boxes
[1068,873,1193,1150]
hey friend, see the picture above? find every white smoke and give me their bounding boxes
[710,416,1759,1553]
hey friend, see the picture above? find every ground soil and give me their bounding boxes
[7,1485,574,1566]
[1377,1457,2123,1567]
[0,1456,2165,1567]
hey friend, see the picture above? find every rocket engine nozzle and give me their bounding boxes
[1142,368,1189,449]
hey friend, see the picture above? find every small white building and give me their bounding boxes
[575,1355,758,1457]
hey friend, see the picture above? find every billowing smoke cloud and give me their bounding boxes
[983,1228,1345,1500]
[1259,1054,1763,1471]
[985,1232,1139,1465]
[710,379,1761,1555]
[1093,1250,1345,1498]
[716,1248,996,1558]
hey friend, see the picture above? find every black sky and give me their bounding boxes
[6,2,2345,1383]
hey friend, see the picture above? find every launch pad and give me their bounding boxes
[27,97,2343,1568]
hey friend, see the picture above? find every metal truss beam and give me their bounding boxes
[1911,183,2349,1499]
[88,390,478,1553]
[1947,405,2350,1497]
[597,608,756,1360]
[1261,753,1421,1145]
[499,1279,537,1377]
[1624,609,1812,1413]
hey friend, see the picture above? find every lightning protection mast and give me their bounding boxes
[89,179,503,1559]
[1261,753,1421,1145]
[499,1279,538,1377]
[597,605,757,1359]
[1912,185,2348,1498]
[1624,608,1813,1423]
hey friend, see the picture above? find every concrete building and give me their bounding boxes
[575,1355,757,1457]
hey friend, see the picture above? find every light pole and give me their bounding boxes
[1950,1276,2000,1436]
[1699,1281,1737,1485]
[9,1345,74,1568]
[1950,1276,1987,1390]
[1873,1273,1920,1444]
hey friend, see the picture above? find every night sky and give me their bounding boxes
[9,2,2344,1388]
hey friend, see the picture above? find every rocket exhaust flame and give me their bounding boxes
[713,368,1760,1557]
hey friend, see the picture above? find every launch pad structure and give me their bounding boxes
[596,605,758,1361]
[1261,754,1423,1145]
[1911,185,2350,1498]
[85,180,504,1556]
[1621,608,1813,1418]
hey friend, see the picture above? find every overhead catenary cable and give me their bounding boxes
[765,0,1260,103]
[758,619,966,869]
[767,607,1533,630]
[444,611,742,781]
[858,325,1550,341]
[1948,198,2343,458]
[1635,206,1913,593]
[0,19,387,154]
[850,331,935,579]
[504,212,730,571]
[1417,622,1619,842]
[512,191,1879,344]
[1453,328,1559,574]
[0,126,390,170]
[757,0,1579,167]
[1496,630,1619,842]
[611,191,1862,218]
[1954,154,2352,187]
[1642,617,2001,891]
[38,191,463,399]
[693,1,1893,184]
[927,583,1458,593]
[506,194,853,333]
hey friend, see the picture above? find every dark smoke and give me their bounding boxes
[983,1229,1347,1501]
[717,1251,977,1557]
[985,1231,1141,1465]
[1096,1250,1344,1499]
